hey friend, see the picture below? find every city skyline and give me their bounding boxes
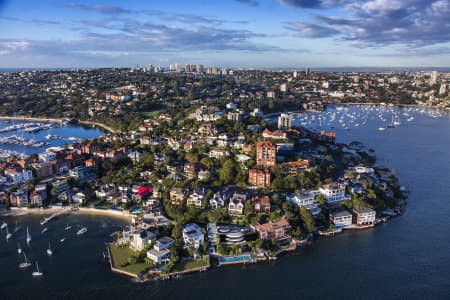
[0,0,449,68]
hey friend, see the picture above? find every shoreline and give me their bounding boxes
[0,116,117,133]
[0,206,133,222]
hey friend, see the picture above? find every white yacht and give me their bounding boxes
[77,227,87,235]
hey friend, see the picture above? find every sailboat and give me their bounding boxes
[6,226,12,241]
[26,226,31,245]
[17,242,22,254]
[14,220,21,233]
[32,261,43,277]
[46,242,53,256]
[19,252,32,268]
[387,115,395,128]
[393,115,401,126]
[65,221,72,231]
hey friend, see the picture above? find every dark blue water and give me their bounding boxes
[1,106,450,299]
[0,120,104,155]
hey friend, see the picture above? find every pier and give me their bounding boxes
[40,208,71,226]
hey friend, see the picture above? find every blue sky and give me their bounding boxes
[0,0,449,68]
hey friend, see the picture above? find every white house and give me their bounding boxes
[186,188,205,207]
[319,183,349,205]
[4,169,33,184]
[330,211,353,227]
[286,190,320,208]
[209,149,230,159]
[228,193,247,215]
[182,223,204,249]
[286,190,321,216]
[129,229,158,251]
[72,192,86,204]
[147,248,170,264]
[354,208,376,225]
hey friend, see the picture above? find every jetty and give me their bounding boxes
[40,209,71,226]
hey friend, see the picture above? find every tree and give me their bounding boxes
[316,194,326,206]
[300,206,315,233]
[218,159,237,185]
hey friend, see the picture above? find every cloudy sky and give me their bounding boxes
[0,0,449,68]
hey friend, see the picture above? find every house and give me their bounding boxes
[330,210,353,227]
[198,170,211,181]
[72,192,86,204]
[85,158,98,169]
[186,187,205,207]
[262,129,287,140]
[319,182,349,205]
[354,208,376,225]
[184,140,194,151]
[249,168,271,188]
[70,166,95,183]
[51,180,71,203]
[30,185,47,206]
[227,110,243,123]
[129,228,158,251]
[39,151,57,163]
[31,162,54,179]
[280,160,310,175]
[154,236,175,251]
[4,168,33,184]
[184,163,205,180]
[170,187,186,205]
[256,141,277,167]
[251,218,291,241]
[146,248,171,265]
[134,186,153,202]
[128,151,142,164]
[209,149,230,159]
[182,223,204,249]
[9,188,29,207]
[152,186,163,199]
[251,195,271,214]
[313,131,336,143]
[228,192,248,215]
[198,123,218,136]
[210,191,228,209]
[286,190,320,208]
[65,153,85,168]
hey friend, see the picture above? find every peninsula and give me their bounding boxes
[1,66,436,280]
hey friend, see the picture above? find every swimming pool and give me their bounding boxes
[218,255,252,264]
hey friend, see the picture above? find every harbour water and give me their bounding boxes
[0,120,104,156]
[1,105,450,299]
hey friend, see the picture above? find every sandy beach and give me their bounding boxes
[0,206,133,222]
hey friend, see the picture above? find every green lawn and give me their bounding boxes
[141,110,162,117]
[109,244,149,275]
[172,257,210,272]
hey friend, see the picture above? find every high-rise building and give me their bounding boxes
[196,64,204,73]
[278,113,292,130]
[305,68,310,77]
[430,71,439,85]
[256,141,277,167]
[279,83,287,93]
[439,84,447,95]
[293,71,298,78]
